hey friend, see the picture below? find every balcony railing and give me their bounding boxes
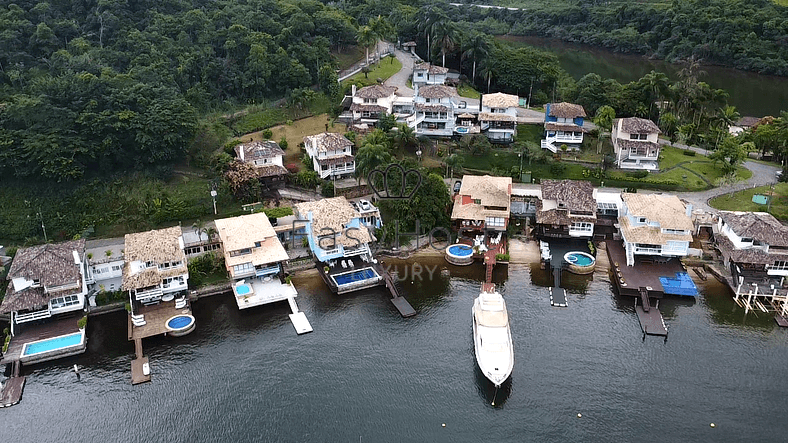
[547,134,583,144]
[135,287,163,301]
[634,247,662,254]
[15,309,52,323]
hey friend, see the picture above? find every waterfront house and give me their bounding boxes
[612,117,662,171]
[350,85,398,126]
[0,239,88,365]
[479,92,518,143]
[303,132,355,180]
[618,194,693,266]
[294,197,383,294]
[715,211,788,287]
[85,239,125,296]
[412,84,465,137]
[451,175,512,234]
[594,188,623,239]
[535,180,596,239]
[122,226,189,306]
[234,140,288,189]
[215,213,297,309]
[541,102,586,153]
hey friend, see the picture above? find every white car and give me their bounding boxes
[358,199,373,211]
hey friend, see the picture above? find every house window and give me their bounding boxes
[486,217,506,228]
[232,263,254,274]
[773,261,788,271]
[363,98,377,104]
[321,165,328,170]
[112,265,122,271]
[570,222,593,232]
[741,238,753,243]
[51,294,80,309]
[473,199,481,204]
[417,73,423,77]
[638,217,647,223]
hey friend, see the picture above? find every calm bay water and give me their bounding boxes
[501,36,788,117]
[2,257,788,442]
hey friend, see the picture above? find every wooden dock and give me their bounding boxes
[549,265,567,307]
[0,361,25,408]
[383,270,416,317]
[131,338,151,385]
[775,314,788,328]
[635,292,668,337]
[607,241,687,298]
[287,297,313,334]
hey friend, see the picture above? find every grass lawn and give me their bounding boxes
[332,45,365,70]
[343,57,402,87]
[242,114,347,165]
[515,124,544,147]
[709,183,788,220]
[458,83,481,99]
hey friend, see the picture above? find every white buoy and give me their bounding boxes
[577,413,582,418]
[710,423,716,428]
[442,424,446,427]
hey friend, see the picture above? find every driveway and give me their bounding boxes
[384,47,415,97]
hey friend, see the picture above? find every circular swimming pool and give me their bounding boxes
[446,244,474,266]
[455,127,470,134]
[235,284,251,295]
[166,314,196,337]
[564,251,596,274]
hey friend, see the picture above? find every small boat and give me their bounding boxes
[472,285,514,387]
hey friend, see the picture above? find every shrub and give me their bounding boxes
[321,181,335,197]
[262,207,293,218]
[682,150,696,157]
[285,163,300,174]
[549,162,566,175]
[279,136,289,150]
[262,129,273,139]
[224,139,242,156]
[2,333,10,353]
[495,253,510,262]
[626,170,649,179]
[125,302,131,312]
[77,316,87,330]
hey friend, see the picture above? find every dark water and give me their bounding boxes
[3,257,788,442]
[501,36,788,117]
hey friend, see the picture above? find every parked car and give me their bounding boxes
[358,199,373,211]
[453,181,462,193]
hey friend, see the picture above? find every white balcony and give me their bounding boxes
[547,134,583,144]
[634,246,663,255]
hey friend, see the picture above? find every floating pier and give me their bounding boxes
[287,297,313,334]
[130,338,151,385]
[635,288,668,337]
[0,361,25,408]
[549,265,567,307]
[383,269,416,318]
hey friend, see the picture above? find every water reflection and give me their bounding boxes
[474,364,513,408]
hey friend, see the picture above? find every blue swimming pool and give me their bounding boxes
[22,332,83,356]
[168,315,194,329]
[448,245,473,257]
[235,284,251,295]
[455,127,470,134]
[565,252,594,266]
[332,268,378,286]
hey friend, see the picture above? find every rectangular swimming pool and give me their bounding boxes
[22,331,84,356]
[331,268,379,287]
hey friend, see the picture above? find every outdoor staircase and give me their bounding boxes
[626,244,635,267]
[541,139,558,153]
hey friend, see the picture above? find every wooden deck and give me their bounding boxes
[606,241,687,298]
[129,299,192,341]
[383,269,416,317]
[0,362,25,408]
[0,315,81,365]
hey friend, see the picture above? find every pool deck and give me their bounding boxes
[0,315,83,366]
[233,277,298,310]
[606,241,689,298]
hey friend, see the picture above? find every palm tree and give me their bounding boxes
[357,26,376,66]
[431,21,459,68]
[393,124,417,150]
[369,15,394,67]
[356,143,393,185]
[363,129,391,149]
[445,153,464,178]
[462,33,489,84]
[192,219,206,242]
[593,105,616,154]
[479,62,498,94]
[417,6,446,63]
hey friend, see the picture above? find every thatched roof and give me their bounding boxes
[548,102,586,119]
[124,226,185,264]
[235,141,284,162]
[619,214,692,245]
[478,112,515,122]
[719,211,788,247]
[415,103,448,112]
[451,175,511,221]
[294,197,373,248]
[617,117,661,134]
[418,85,457,99]
[457,113,476,119]
[304,132,353,153]
[0,239,86,314]
[215,213,289,267]
[716,235,784,265]
[483,92,519,109]
[350,103,388,113]
[414,62,448,75]
[544,122,586,133]
[541,180,596,214]
[6,239,85,289]
[621,194,693,231]
[735,117,761,128]
[355,85,397,99]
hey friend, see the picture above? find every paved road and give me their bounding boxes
[384,47,415,97]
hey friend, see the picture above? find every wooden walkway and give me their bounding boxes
[635,292,668,337]
[549,266,567,307]
[607,241,686,298]
[0,361,25,408]
[383,270,416,317]
[131,338,151,385]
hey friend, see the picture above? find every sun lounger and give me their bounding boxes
[175,297,187,309]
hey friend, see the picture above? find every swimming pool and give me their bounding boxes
[166,314,196,336]
[564,251,596,275]
[332,268,379,286]
[455,127,470,134]
[235,284,251,295]
[445,244,474,266]
[22,332,84,356]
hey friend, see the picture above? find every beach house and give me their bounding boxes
[618,194,693,266]
[479,92,518,143]
[541,102,587,153]
[122,226,189,306]
[535,180,596,239]
[451,175,512,235]
[303,132,355,180]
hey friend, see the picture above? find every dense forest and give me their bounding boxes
[445,0,788,76]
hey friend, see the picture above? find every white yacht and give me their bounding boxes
[472,285,514,387]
